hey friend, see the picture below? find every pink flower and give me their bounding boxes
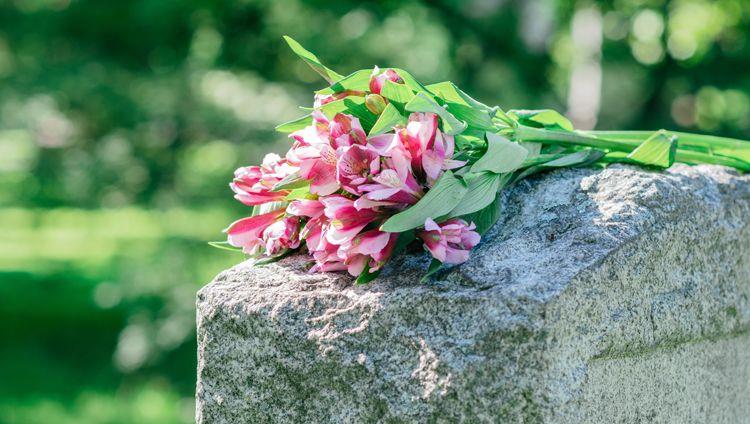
[303,215,349,273]
[311,240,348,272]
[358,146,422,207]
[287,112,370,195]
[231,153,297,206]
[287,112,340,195]
[320,195,381,245]
[369,67,403,95]
[398,112,465,186]
[286,198,324,218]
[262,216,301,255]
[419,218,480,264]
[224,210,285,255]
[314,93,336,108]
[337,144,380,195]
[366,133,400,156]
[329,114,367,149]
[338,230,398,276]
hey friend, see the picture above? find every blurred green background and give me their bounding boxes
[0,0,748,422]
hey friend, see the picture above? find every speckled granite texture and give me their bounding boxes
[196,164,750,423]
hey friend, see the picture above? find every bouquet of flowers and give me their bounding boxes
[213,37,750,283]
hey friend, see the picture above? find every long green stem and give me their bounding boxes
[586,130,750,154]
[514,125,750,171]
[514,125,637,152]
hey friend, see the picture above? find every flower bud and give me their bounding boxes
[365,94,387,115]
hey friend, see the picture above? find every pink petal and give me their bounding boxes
[461,230,481,248]
[368,134,399,155]
[421,150,444,182]
[353,197,393,210]
[364,187,401,201]
[425,240,447,262]
[326,225,367,245]
[352,231,391,256]
[444,247,470,264]
[303,160,339,195]
[224,211,283,253]
[424,218,441,232]
[286,199,324,218]
[443,159,467,170]
[346,255,368,277]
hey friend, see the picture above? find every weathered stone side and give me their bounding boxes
[196,164,750,423]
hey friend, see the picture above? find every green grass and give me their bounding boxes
[0,207,244,424]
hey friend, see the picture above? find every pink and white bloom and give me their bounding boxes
[303,216,349,273]
[286,198,325,218]
[338,229,398,276]
[287,112,370,195]
[337,144,381,195]
[398,112,465,185]
[310,239,348,272]
[231,153,297,206]
[369,67,403,95]
[358,146,422,207]
[287,112,340,195]
[224,210,285,255]
[329,114,367,149]
[320,195,381,245]
[262,216,301,255]
[366,133,400,156]
[419,218,480,264]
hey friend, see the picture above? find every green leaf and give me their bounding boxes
[455,132,484,150]
[471,132,529,174]
[445,102,496,131]
[392,230,416,254]
[449,172,509,217]
[520,153,570,168]
[272,171,308,191]
[355,263,381,284]
[390,68,435,97]
[543,149,605,167]
[463,196,502,235]
[520,141,542,158]
[343,98,378,131]
[626,131,677,168]
[510,109,574,131]
[513,149,606,182]
[380,80,415,105]
[380,170,467,233]
[369,103,406,136]
[283,36,343,84]
[284,185,313,200]
[208,241,244,253]
[420,258,443,283]
[319,98,349,117]
[404,92,467,135]
[425,81,493,112]
[317,69,372,95]
[252,249,294,267]
[275,114,312,133]
[319,96,378,131]
[257,201,288,215]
